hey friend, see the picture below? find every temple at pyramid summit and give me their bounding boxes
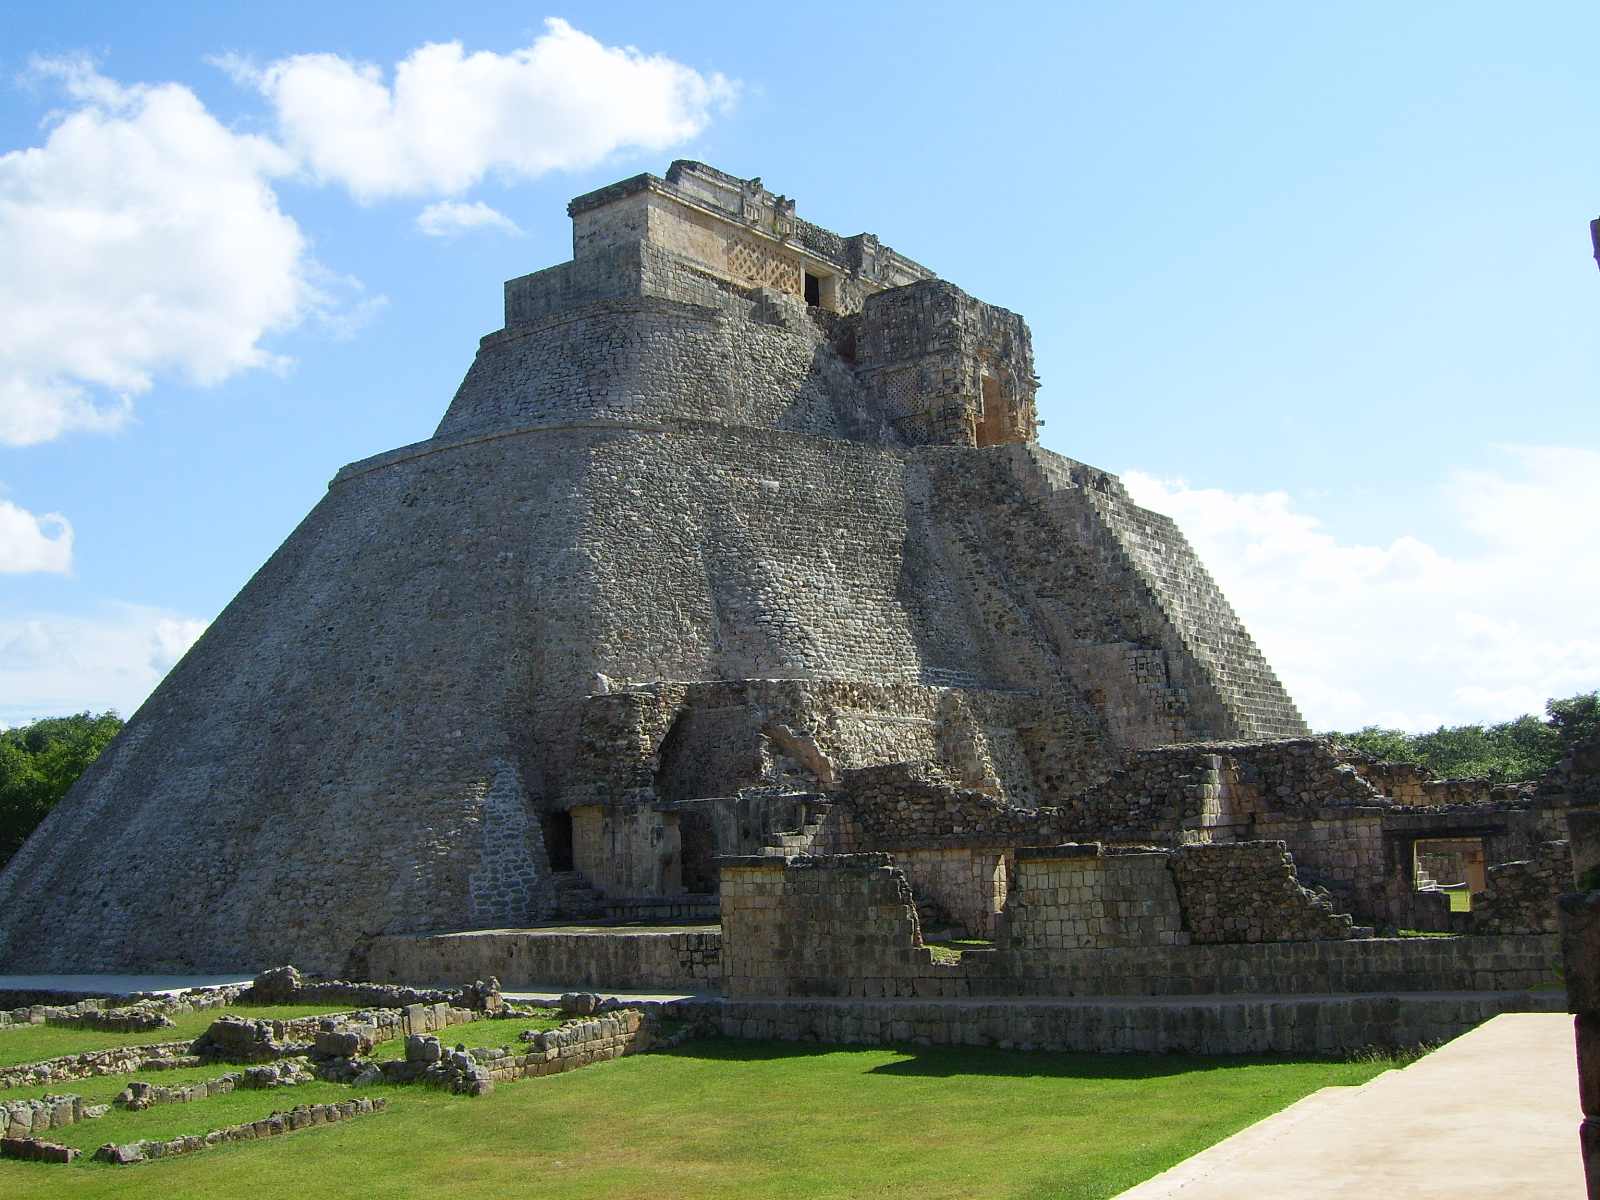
[0,164,1582,1025]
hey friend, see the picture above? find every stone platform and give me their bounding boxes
[667,989,1566,1055]
[368,923,722,992]
[1113,1012,1582,1198]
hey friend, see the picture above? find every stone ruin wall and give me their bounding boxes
[714,853,1558,1002]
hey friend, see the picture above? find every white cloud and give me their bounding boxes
[239,19,733,201]
[0,499,72,574]
[416,200,521,238]
[0,605,208,723]
[0,59,317,445]
[1124,445,1600,732]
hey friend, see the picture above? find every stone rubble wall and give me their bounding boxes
[0,985,242,1031]
[1472,840,1570,935]
[479,1009,651,1080]
[1533,729,1600,805]
[373,1009,652,1096]
[195,1002,482,1063]
[0,1041,199,1090]
[1,1092,109,1138]
[113,1062,311,1111]
[92,1096,386,1165]
[832,763,1081,848]
[1,1136,80,1162]
[1167,842,1353,943]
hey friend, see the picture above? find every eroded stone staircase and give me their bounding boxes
[758,802,834,857]
[551,871,607,921]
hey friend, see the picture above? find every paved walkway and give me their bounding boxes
[0,973,255,995]
[1114,1012,1583,1200]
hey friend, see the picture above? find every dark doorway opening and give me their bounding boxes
[545,809,574,872]
[804,272,822,307]
[680,809,718,894]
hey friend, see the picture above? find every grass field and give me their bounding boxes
[0,1013,1399,1200]
[0,1005,365,1069]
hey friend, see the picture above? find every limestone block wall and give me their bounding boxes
[1002,846,1187,950]
[719,854,965,998]
[679,991,1551,1055]
[1167,842,1353,943]
[891,847,1009,938]
[1254,810,1388,920]
[367,928,720,992]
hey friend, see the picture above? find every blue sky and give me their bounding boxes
[1,2,1597,731]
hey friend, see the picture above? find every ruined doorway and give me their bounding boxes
[544,809,575,873]
[680,808,719,895]
[1414,837,1484,912]
[975,374,1006,447]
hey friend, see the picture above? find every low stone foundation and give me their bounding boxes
[92,1097,386,1165]
[2,1092,109,1137]
[368,925,722,991]
[0,1040,199,1090]
[2,1136,79,1162]
[671,989,1561,1054]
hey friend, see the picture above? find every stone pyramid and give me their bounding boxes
[0,162,1305,975]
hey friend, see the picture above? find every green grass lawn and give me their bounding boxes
[0,1029,1397,1200]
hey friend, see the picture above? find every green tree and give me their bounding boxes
[1327,690,1598,784]
[0,711,123,866]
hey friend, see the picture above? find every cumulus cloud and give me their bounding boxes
[416,200,521,237]
[0,498,72,574]
[0,59,317,446]
[0,604,208,723]
[1123,445,1600,732]
[237,19,733,201]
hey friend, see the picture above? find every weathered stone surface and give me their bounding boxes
[1474,840,1570,935]
[0,160,1306,976]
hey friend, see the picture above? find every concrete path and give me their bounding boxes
[0,974,255,995]
[1114,1012,1583,1200]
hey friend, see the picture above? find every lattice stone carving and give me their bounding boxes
[727,234,802,294]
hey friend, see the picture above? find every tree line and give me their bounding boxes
[0,712,123,866]
[1327,691,1599,784]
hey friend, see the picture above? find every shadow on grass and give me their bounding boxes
[658,1035,1345,1080]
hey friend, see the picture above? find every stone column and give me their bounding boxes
[1559,890,1600,1198]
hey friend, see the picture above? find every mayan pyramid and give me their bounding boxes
[0,162,1306,975]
